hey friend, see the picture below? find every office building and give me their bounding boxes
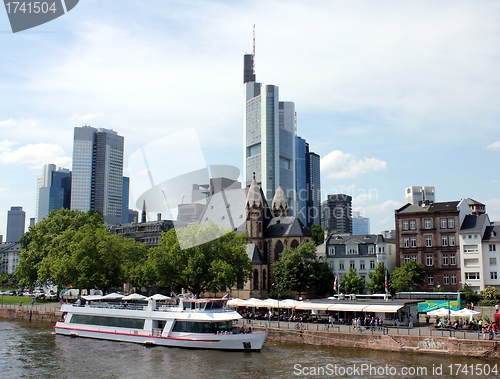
[6,206,25,242]
[36,163,71,222]
[296,137,321,227]
[243,48,296,211]
[70,125,124,226]
[321,194,352,234]
[352,212,370,235]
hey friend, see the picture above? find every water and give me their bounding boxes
[0,319,496,379]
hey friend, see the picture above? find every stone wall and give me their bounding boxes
[0,306,61,323]
[265,329,500,358]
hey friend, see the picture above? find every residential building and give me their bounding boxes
[36,164,71,222]
[0,242,20,274]
[325,233,396,291]
[6,206,25,242]
[395,200,471,291]
[321,194,352,233]
[405,186,435,205]
[70,125,124,226]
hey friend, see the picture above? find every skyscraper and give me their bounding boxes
[36,164,71,222]
[352,211,370,235]
[6,206,25,242]
[243,48,296,209]
[70,125,124,226]
[122,177,130,225]
[321,194,352,234]
[405,186,435,205]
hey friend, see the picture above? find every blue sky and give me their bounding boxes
[1,0,499,237]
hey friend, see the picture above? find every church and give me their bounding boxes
[199,174,312,298]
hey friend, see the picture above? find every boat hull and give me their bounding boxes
[55,323,268,351]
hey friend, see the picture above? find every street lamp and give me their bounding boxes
[272,283,280,328]
[446,295,452,337]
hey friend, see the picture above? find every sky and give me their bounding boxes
[0,0,499,237]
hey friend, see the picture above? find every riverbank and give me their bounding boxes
[1,303,498,358]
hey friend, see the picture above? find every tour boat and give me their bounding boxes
[55,296,268,351]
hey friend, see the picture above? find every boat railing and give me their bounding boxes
[73,302,148,311]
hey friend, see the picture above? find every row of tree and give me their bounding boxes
[16,209,428,298]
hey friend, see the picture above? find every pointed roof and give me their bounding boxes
[246,172,263,208]
[272,185,288,213]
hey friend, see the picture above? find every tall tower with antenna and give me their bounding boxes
[243,24,256,83]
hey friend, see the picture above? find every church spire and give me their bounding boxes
[272,185,288,217]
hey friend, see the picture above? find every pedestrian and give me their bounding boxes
[409,314,413,328]
[495,303,499,313]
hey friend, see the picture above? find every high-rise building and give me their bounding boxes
[405,186,435,205]
[6,206,25,242]
[243,47,296,210]
[122,177,130,225]
[70,125,124,226]
[321,194,352,234]
[36,164,71,222]
[352,211,370,235]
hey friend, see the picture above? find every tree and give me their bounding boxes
[272,242,317,297]
[366,262,387,294]
[311,224,325,246]
[389,260,425,292]
[313,260,335,298]
[460,283,480,304]
[145,222,252,295]
[481,286,500,301]
[340,267,365,294]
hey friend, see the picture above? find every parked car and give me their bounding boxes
[23,291,34,297]
[44,292,57,300]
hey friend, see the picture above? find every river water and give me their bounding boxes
[0,319,497,379]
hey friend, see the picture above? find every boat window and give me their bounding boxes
[172,321,233,334]
[70,314,145,329]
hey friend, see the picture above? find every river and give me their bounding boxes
[0,319,497,379]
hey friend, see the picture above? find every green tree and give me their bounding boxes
[145,222,251,295]
[313,260,335,298]
[340,267,365,294]
[459,283,480,304]
[366,262,387,294]
[481,286,500,300]
[389,260,425,292]
[272,242,317,297]
[311,224,325,246]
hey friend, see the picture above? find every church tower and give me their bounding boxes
[272,185,289,217]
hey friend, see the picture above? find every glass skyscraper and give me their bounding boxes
[70,126,124,226]
[6,206,25,242]
[36,164,71,222]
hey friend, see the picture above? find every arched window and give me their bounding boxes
[290,239,299,248]
[274,240,284,262]
[262,269,267,290]
[253,269,259,290]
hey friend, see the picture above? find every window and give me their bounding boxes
[450,254,456,265]
[464,245,478,253]
[424,219,431,229]
[339,261,345,270]
[443,255,449,266]
[403,220,409,230]
[449,235,455,246]
[410,237,416,247]
[403,238,409,248]
[426,255,433,266]
[425,235,432,247]
[404,256,410,263]
[443,274,449,285]
[491,272,498,280]
[441,218,447,228]
[410,220,416,230]
[490,244,497,252]
[350,260,355,269]
[490,258,497,266]
[442,236,448,246]
[360,260,365,270]
[451,274,457,285]
[427,275,434,285]
[328,247,335,256]
[465,272,480,280]
[411,255,418,261]
[448,218,455,228]
[370,260,376,269]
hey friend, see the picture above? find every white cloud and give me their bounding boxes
[321,150,387,179]
[486,141,500,151]
[0,118,38,129]
[0,140,71,169]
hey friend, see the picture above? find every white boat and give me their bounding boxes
[55,296,268,351]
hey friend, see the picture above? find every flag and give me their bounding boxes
[222,293,231,300]
[333,275,338,292]
[384,270,389,293]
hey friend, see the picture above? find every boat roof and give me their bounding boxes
[181,299,227,303]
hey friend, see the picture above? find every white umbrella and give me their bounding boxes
[427,307,453,317]
[102,292,123,300]
[226,298,245,307]
[81,295,104,301]
[262,299,280,308]
[450,308,481,317]
[279,299,301,309]
[241,298,266,308]
[146,294,172,301]
[122,293,147,301]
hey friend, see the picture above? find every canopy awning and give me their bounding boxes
[295,302,331,311]
[361,304,404,313]
[327,303,369,312]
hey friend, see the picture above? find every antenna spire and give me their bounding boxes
[252,24,255,75]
